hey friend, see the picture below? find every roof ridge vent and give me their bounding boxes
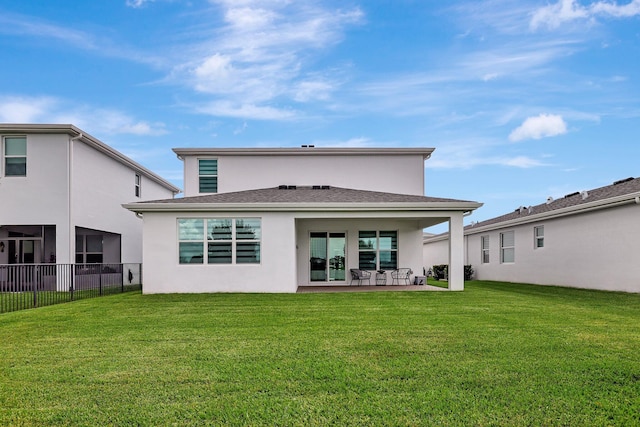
[546,196,554,204]
[580,190,589,200]
[613,177,634,185]
[564,191,579,198]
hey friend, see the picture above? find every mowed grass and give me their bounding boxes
[1,282,640,426]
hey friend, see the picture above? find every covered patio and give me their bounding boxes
[297,284,448,293]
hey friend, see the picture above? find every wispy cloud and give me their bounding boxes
[531,0,640,30]
[0,95,167,136]
[427,138,548,169]
[0,11,163,66]
[169,1,363,120]
[509,114,568,142]
[125,0,156,8]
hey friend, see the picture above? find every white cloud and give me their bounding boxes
[195,100,297,120]
[0,96,58,122]
[0,95,167,136]
[125,0,155,8]
[531,0,640,30]
[173,1,363,119]
[509,114,568,142]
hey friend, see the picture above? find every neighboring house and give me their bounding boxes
[0,124,180,268]
[124,147,482,293]
[423,177,640,293]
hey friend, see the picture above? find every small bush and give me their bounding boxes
[464,265,474,281]
[432,264,447,280]
[431,264,474,280]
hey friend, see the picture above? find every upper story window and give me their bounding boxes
[358,230,398,271]
[500,231,515,263]
[481,235,490,264]
[534,225,544,248]
[3,136,27,177]
[198,159,218,193]
[135,174,141,197]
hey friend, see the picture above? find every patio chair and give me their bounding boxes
[349,269,371,286]
[391,268,412,285]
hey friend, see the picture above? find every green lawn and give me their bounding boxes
[1,281,639,426]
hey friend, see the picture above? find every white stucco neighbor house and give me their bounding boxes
[423,177,640,293]
[124,147,482,293]
[0,124,180,267]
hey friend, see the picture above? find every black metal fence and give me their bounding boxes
[0,263,142,314]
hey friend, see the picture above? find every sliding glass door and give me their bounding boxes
[310,232,346,282]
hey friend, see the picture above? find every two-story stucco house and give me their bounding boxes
[0,124,179,268]
[423,177,640,293]
[124,147,482,293]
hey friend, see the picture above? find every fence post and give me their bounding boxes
[99,266,103,296]
[70,265,75,301]
[32,266,38,308]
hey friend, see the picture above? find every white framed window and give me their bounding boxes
[358,230,397,270]
[3,136,27,177]
[178,218,261,264]
[198,159,218,193]
[500,231,515,263]
[135,174,141,197]
[481,235,490,264]
[534,226,544,249]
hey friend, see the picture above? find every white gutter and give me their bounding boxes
[172,147,435,161]
[122,201,483,213]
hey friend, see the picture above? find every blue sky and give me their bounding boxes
[1,0,639,231]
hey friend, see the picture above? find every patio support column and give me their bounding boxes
[448,213,464,291]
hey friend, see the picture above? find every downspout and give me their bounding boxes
[68,133,83,263]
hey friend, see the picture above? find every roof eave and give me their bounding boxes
[172,147,435,160]
[123,201,482,213]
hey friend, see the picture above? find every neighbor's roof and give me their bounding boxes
[465,176,640,234]
[173,146,434,160]
[124,186,482,213]
[0,123,180,194]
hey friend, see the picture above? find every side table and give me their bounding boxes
[376,272,387,286]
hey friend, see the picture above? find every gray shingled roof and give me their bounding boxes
[137,186,477,205]
[467,176,640,230]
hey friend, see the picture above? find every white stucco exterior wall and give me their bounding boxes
[426,202,640,293]
[1,127,178,265]
[140,211,298,293]
[1,133,72,262]
[182,154,426,197]
[72,140,176,263]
